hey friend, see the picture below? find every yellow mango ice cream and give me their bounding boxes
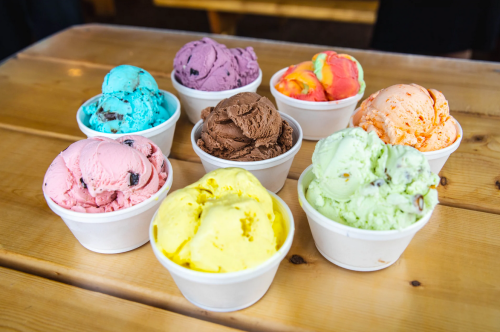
[153,168,287,273]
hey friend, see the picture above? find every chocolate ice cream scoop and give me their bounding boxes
[197,92,293,161]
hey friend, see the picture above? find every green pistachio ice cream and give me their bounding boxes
[305,128,439,230]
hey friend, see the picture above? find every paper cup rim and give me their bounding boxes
[348,107,463,158]
[44,157,173,222]
[171,69,263,98]
[76,90,181,137]
[298,164,434,237]
[190,112,303,168]
[270,67,364,108]
[149,190,295,282]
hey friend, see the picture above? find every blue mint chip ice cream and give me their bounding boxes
[83,65,175,134]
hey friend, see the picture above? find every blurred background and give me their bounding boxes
[1,0,499,62]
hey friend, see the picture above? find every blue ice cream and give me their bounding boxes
[83,65,174,134]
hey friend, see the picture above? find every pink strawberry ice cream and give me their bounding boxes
[173,37,259,91]
[43,135,168,213]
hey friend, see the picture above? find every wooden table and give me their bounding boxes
[153,0,379,34]
[0,24,499,331]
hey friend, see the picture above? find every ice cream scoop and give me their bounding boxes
[43,135,167,213]
[174,38,259,91]
[83,65,174,134]
[230,47,259,86]
[306,128,439,230]
[153,168,287,273]
[274,52,364,102]
[274,61,327,101]
[197,92,293,161]
[312,51,365,101]
[356,84,458,152]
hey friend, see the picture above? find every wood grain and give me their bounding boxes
[153,0,379,24]
[18,24,500,116]
[1,57,499,214]
[0,267,239,332]
[0,129,499,332]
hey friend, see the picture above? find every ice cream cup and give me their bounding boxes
[298,165,435,272]
[349,108,463,174]
[270,68,364,141]
[43,157,174,254]
[191,112,303,193]
[150,191,295,312]
[77,90,181,157]
[171,69,263,124]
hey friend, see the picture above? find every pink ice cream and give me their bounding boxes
[173,37,259,91]
[43,135,167,213]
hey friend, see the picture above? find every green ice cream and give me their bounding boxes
[306,128,439,230]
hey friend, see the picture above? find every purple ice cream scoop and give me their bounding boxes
[173,38,259,91]
[173,38,239,91]
[230,47,259,86]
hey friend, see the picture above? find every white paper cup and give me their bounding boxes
[298,165,434,271]
[191,112,303,193]
[150,191,295,312]
[77,90,181,157]
[44,157,174,254]
[270,68,364,141]
[171,69,262,124]
[349,108,463,174]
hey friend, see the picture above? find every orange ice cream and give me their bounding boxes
[312,51,365,101]
[356,84,458,152]
[275,61,327,101]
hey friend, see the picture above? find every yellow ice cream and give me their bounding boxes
[153,168,287,273]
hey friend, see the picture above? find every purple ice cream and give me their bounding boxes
[230,47,259,86]
[173,38,259,92]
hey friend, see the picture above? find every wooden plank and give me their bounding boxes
[153,0,379,24]
[0,129,499,332]
[0,57,499,214]
[0,58,500,213]
[0,267,239,332]
[18,24,500,116]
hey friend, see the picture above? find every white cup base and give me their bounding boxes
[315,244,399,272]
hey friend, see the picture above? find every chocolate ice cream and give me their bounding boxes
[197,92,293,161]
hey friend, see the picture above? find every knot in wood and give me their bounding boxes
[440,177,448,186]
[290,255,306,265]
